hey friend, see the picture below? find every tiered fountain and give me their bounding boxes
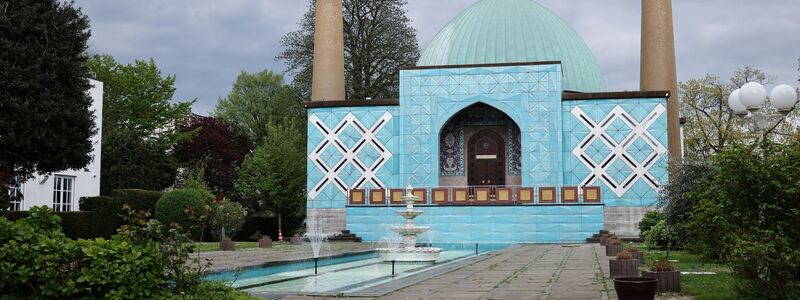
[376,185,442,262]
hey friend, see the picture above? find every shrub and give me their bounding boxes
[651,259,676,272]
[111,189,163,211]
[617,251,633,260]
[0,206,253,299]
[644,220,679,250]
[638,210,663,240]
[625,246,640,253]
[609,238,621,245]
[0,210,122,239]
[80,189,162,214]
[79,195,120,212]
[166,281,254,300]
[155,189,209,240]
[0,207,168,299]
[209,199,247,239]
[687,143,800,297]
[76,237,167,299]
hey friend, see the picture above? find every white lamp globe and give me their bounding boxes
[739,82,767,111]
[728,89,748,116]
[769,84,798,114]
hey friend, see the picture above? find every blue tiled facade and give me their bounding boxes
[307,62,669,242]
[347,205,604,244]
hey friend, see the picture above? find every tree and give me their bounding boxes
[680,66,798,158]
[235,123,306,238]
[88,55,192,193]
[0,0,95,208]
[101,129,178,195]
[174,115,251,195]
[215,70,304,145]
[87,55,193,144]
[277,0,420,100]
[686,143,800,297]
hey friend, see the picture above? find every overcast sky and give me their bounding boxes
[74,0,800,115]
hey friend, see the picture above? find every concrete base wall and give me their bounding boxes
[604,206,657,237]
[307,208,347,234]
[348,205,604,243]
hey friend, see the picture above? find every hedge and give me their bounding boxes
[79,189,162,214]
[0,210,123,239]
[233,215,304,242]
[111,189,162,212]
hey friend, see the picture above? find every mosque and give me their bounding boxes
[305,0,681,243]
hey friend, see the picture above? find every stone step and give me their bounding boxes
[327,230,363,242]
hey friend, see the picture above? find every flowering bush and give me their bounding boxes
[210,199,247,239]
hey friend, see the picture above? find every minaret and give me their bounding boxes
[311,0,346,101]
[641,0,681,156]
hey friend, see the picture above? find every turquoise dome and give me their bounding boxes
[418,0,605,92]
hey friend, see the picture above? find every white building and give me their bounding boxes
[8,78,103,211]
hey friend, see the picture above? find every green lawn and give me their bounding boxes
[631,244,737,300]
[191,241,297,252]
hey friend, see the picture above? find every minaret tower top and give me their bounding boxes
[311,0,346,102]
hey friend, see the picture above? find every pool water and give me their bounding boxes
[205,243,510,294]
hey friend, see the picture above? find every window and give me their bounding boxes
[53,175,74,212]
[8,177,23,211]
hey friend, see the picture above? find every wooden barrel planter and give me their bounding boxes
[642,271,681,293]
[614,277,657,300]
[609,259,639,278]
[606,244,623,256]
[219,237,235,251]
[258,236,272,248]
[630,251,645,266]
[599,234,610,246]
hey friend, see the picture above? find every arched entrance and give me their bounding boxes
[439,103,521,187]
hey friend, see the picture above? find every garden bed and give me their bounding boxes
[637,245,735,300]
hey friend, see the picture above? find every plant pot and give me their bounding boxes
[629,251,645,266]
[606,244,623,256]
[609,259,639,278]
[258,236,272,248]
[219,237,235,251]
[600,234,610,246]
[614,277,657,300]
[291,234,302,245]
[642,271,681,293]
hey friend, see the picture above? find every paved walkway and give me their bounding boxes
[279,244,621,300]
[193,242,376,272]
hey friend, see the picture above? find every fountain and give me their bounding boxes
[304,216,328,274]
[376,184,442,262]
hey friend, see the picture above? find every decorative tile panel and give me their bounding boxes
[400,64,562,188]
[562,98,669,206]
[307,107,398,208]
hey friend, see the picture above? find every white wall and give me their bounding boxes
[17,79,103,211]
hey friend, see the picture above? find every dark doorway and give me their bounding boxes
[468,129,506,186]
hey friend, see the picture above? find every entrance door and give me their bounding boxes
[467,129,506,186]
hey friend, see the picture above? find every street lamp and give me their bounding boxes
[728,82,799,133]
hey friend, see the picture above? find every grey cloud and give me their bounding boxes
[74,0,799,115]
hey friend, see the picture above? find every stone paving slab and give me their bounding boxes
[253,244,691,299]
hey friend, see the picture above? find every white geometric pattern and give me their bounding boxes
[308,112,393,200]
[571,105,667,197]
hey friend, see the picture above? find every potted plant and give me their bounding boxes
[642,259,681,293]
[625,245,645,266]
[219,237,236,251]
[609,250,639,278]
[606,238,623,256]
[614,277,657,300]
[599,233,610,246]
[291,233,303,245]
